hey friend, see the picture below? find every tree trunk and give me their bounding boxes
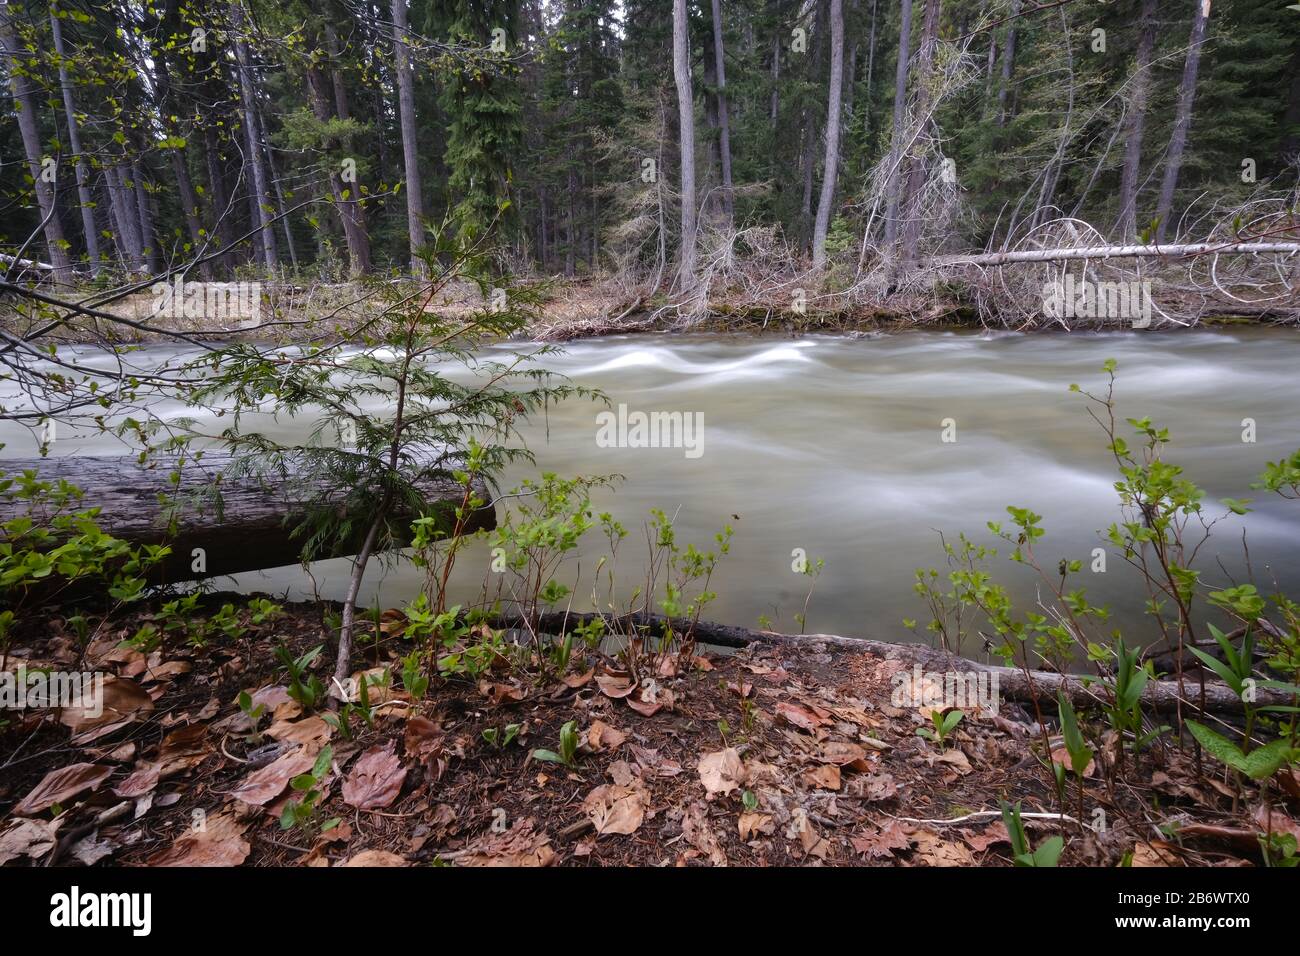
[48,4,100,276]
[1154,0,1212,244]
[812,0,846,268]
[131,161,161,273]
[230,0,279,272]
[900,0,940,264]
[104,165,143,271]
[391,0,426,276]
[0,8,74,283]
[306,59,372,277]
[0,452,495,586]
[995,0,1020,127]
[710,0,734,223]
[882,0,914,249]
[673,0,698,286]
[1116,0,1156,240]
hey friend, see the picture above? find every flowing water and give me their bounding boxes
[5,327,1300,652]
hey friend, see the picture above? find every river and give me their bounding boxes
[4,327,1299,654]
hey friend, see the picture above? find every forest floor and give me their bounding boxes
[3,594,1296,868]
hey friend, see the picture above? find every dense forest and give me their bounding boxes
[3,0,1298,297]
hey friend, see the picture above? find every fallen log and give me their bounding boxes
[0,451,495,584]
[933,240,1300,267]
[510,610,1286,714]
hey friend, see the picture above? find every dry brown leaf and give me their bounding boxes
[227,747,315,806]
[0,818,59,864]
[267,714,333,748]
[59,676,153,743]
[148,811,250,866]
[583,783,647,835]
[478,680,526,705]
[157,723,212,777]
[682,801,727,866]
[815,740,868,766]
[595,672,637,699]
[582,720,627,754]
[962,821,1011,852]
[342,743,407,811]
[457,818,556,867]
[404,715,443,764]
[562,668,594,689]
[697,748,746,796]
[937,748,973,775]
[14,762,113,816]
[1130,840,1184,867]
[911,828,975,866]
[111,763,160,799]
[851,821,915,860]
[341,849,409,867]
[776,700,830,732]
[803,764,842,791]
[738,811,774,840]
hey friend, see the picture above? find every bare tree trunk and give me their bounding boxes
[673,0,698,286]
[1154,0,1212,244]
[995,0,1020,126]
[770,23,781,122]
[799,0,828,248]
[710,0,734,223]
[131,161,161,273]
[230,0,279,272]
[861,0,878,131]
[105,165,144,271]
[812,0,846,268]
[882,0,914,249]
[391,0,426,276]
[48,4,100,275]
[900,0,940,264]
[0,8,74,283]
[202,125,238,269]
[1116,0,1156,240]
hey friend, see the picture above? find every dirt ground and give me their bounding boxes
[1,596,1295,868]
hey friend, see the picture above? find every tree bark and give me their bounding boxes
[995,0,1020,126]
[48,4,100,276]
[673,0,698,286]
[1154,0,1212,244]
[882,0,914,250]
[812,0,846,268]
[230,0,279,272]
[0,7,74,283]
[391,0,426,276]
[1116,0,1157,240]
[131,160,161,274]
[710,0,734,223]
[900,0,940,265]
[0,452,495,585]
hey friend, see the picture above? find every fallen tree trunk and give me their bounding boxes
[510,610,1285,714]
[934,241,1300,267]
[0,452,495,584]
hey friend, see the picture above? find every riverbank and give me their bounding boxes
[2,593,1296,868]
[5,274,1298,346]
